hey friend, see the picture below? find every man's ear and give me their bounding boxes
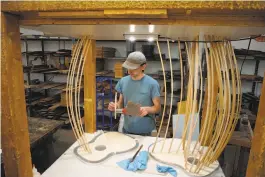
[141,64,147,70]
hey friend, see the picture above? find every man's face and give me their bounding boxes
[127,64,146,78]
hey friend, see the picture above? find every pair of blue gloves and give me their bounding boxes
[117,151,177,177]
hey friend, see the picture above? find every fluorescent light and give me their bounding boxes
[129,36,136,42]
[149,25,154,33]
[148,37,154,42]
[130,24,135,32]
[124,34,158,41]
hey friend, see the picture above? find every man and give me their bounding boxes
[108,51,161,136]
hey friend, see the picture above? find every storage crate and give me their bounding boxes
[96,47,116,58]
[114,62,124,78]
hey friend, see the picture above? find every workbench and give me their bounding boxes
[29,117,64,173]
[1,117,64,175]
[28,117,64,149]
[41,132,225,177]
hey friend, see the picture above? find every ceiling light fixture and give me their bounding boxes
[130,24,135,32]
[148,37,154,42]
[124,34,158,42]
[149,25,154,33]
[129,36,136,42]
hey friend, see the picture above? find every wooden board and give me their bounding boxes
[84,39,96,133]
[246,73,265,177]
[1,12,33,177]
[229,131,251,148]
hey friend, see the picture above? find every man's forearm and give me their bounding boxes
[145,106,160,114]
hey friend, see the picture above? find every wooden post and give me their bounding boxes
[1,12,33,177]
[246,73,265,177]
[84,39,96,133]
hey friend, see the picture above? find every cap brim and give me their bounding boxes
[122,60,141,70]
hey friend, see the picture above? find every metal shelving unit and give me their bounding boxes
[96,76,114,130]
[22,36,73,121]
[235,49,265,94]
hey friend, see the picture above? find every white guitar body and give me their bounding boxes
[74,132,138,163]
[148,138,219,177]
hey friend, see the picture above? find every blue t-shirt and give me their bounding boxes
[115,75,160,134]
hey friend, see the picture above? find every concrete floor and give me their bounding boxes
[32,127,76,174]
[52,128,76,160]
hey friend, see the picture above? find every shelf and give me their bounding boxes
[234,49,265,60]
[47,102,84,111]
[240,74,263,82]
[236,55,265,61]
[100,57,180,62]
[22,51,53,56]
[25,82,65,90]
[21,37,73,41]
[29,96,58,106]
[147,58,180,61]
[25,68,58,73]
[43,70,69,75]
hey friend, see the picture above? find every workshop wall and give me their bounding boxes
[21,39,265,96]
[232,40,265,95]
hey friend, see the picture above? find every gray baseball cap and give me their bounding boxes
[122,51,146,70]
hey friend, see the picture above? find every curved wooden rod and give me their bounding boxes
[175,41,197,155]
[195,38,226,172]
[168,40,184,152]
[114,92,117,120]
[67,38,84,146]
[185,40,200,169]
[152,40,167,152]
[71,37,91,152]
[77,38,92,143]
[66,37,92,152]
[207,40,232,164]
[150,36,242,175]
[189,41,204,171]
[195,38,241,173]
[161,40,174,151]
[71,38,89,151]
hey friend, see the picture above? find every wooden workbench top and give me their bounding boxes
[41,132,225,177]
[28,117,64,147]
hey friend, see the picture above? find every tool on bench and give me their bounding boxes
[130,144,143,162]
[117,150,149,172]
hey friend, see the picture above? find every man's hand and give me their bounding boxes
[108,102,117,112]
[139,107,150,117]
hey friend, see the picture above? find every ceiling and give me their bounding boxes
[21,25,265,40]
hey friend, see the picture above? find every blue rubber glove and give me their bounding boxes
[117,151,149,172]
[157,164,177,177]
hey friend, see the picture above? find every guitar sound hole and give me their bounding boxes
[187,157,199,165]
[95,145,106,151]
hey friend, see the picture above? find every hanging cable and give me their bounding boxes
[240,38,252,75]
[159,35,261,43]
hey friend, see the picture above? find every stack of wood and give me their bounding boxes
[96,47,116,59]
[114,62,124,78]
[60,91,67,106]
[60,86,84,106]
